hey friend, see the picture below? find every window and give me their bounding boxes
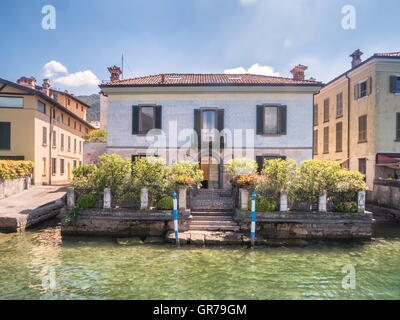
[358,115,367,142]
[359,158,366,175]
[79,141,82,153]
[0,96,23,109]
[68,118,71,126]
[76,103,78,110]
[264,106,278,134]
[74,139,77,152]
[313,130,318,155]
[51,158,57,175]
[52,109,56,119]
[256,155,287,173]
[323,99,329,122]
[81,106,83,112]
[336,93,343,118]
[67,99,70,106]
[391,76,400,94]
[73,160,77,169]
[61,134,64,149]
[74,121,76,129]
[42,127,47,145]
[397,113,400,141]
[79,124,82,132]
[355,78,372,99]
[256,105,287,135]
[61,114,64,123]
[359,81,367,98]
[68,136,71,151]
[323,126,329,154]
[42,158,46,176]
[85,128,88,134]
[60,159,65,175]
[52,130,56,147]
[336,122,343,152]
[0,122,11,150]
[313,104,318,126]
[140,106,155,134]
[37,101,46,114]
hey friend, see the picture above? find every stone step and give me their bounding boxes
[191,211,234,216]
[192,215,233,221]
[188,225,240,231]
[190,220,237,226]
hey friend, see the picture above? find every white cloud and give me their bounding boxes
[224,63,280,77]
[53,70,100,87]
[239,0,258,6]
[44,60,68,78]
[283,39,292,47]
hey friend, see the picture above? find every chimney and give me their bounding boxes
[290,64,308,81]
[160,74,165,83]
[350,49,363,68]
[17,76,36,89]
[107,66,122,82]
[42,79,50,96]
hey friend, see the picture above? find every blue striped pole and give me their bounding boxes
[251,192,256,246]
[173,192,179,245]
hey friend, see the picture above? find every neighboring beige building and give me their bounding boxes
[313,50,400,189]
[0,77,95,185]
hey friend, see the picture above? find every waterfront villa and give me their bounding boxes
[0,77,95,185]
[313,50,400,190]
[99,65,322,189]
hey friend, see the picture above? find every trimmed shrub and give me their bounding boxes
[0,160,35,180]
[333,201,358,213]
[157,195,173,210]
[248,196,275,213]
[77,194,96,209]
[72,164,98,178]
[226,158,257,182]
[170,161,203,188]
[261,158,297,197]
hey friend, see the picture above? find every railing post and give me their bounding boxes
[103,188,111,209]
[67,187,75,209]
[251,192,256,246]
[280,191,288,212]
[239,188,249,210]
[173,191,179,245]
[358,190,366,213]
[140,187,148,210]
[319,191,327,213]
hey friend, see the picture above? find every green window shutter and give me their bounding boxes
[354,84,358,100]
[369,77,373,95]
[256,156,264,173]
[132,105,139,134]
[256,105,264,135]
[194,109,201,146]
[396,113,400,140]
[0,122,11,150]
[155,105,162,129]
[217,109,224,131]
[390,76,397,93]
[278,105,287,135]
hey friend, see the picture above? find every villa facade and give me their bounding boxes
[99,66,322,189]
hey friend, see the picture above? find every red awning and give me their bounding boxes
[376,153,400,165]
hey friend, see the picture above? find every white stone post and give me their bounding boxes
[358,190,366,213]
[239,188,249,210]
[178,186,187,211]
[280,191,288,212]
[67,187,75,209]
[318,193,327,212]
[24,175,31,190]
[141,187,148,210]
[103,188,111,209]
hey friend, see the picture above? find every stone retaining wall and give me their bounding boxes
[83,142,107,165]
[0,177,27,200]
[61,208,191,237]
[234,210,374,239]
[367,180,400,210]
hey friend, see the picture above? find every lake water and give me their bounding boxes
[0,220,399,300]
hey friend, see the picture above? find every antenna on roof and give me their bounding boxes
[122,54,124,80]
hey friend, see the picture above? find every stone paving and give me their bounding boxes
[0,186,67,232]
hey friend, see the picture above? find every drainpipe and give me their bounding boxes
[345,73,351,167]
[49,107,53,185]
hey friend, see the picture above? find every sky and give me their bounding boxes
[0,0,399,95]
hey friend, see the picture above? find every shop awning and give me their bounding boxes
[376,153,400,166]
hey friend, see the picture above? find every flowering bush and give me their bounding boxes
[226,158,257,182]
[170,161,203,188]
[0,160,35,180]
[173,174,195,187]
[234,174,256,189]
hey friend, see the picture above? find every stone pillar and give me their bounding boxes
[239,188,249,210]
[141,188,148,210]
[318,193,327,212]
[358,190,366,213]
[280,191,288,212]
[103,188,111,209]
[67,187,75,209]
[178,187,186,211]
[24,175,31,190]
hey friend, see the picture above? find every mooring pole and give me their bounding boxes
[251,192,256,246]
[173,192,179,245]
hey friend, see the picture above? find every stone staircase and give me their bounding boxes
[188,189,239,232]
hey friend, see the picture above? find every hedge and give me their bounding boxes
[0,160,35,180]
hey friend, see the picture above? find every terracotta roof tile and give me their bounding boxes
[375,52,400,57]
[100,73,321,87]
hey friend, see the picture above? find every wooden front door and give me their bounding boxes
[201,154,219,189]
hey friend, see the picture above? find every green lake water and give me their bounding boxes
[0,221,399,300]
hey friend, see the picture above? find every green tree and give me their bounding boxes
[84,129,107,142]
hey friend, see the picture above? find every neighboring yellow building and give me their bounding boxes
[0,77,94,185]
[313,50,400,189]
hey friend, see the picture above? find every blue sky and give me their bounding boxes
[0,0,399,95]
